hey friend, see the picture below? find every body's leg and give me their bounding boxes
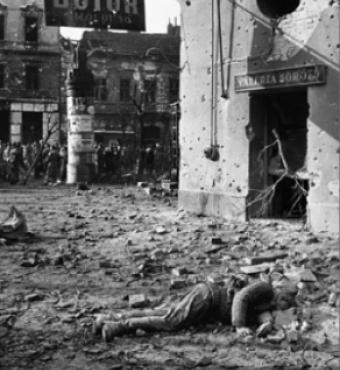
[98,283,215,341]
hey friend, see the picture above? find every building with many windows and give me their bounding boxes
[0,0,61,144]
[76,24,180,156]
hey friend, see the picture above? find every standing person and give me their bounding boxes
[44,145,60,185]
[104,144,114,180]
[96,143,105,180]
[112,144,121,180]
[0,141,4,180]
[145,144,155,178]
[32,141,43,179]
[22,143,33,169]
[8,143,26,185]
[154,142,163,177]
[2,142,11,181]
[42,143,50,174]
[57,144,67,183]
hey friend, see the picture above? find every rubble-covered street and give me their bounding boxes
[0,184,339,369]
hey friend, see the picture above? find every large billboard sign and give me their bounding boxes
[45,0,145,31]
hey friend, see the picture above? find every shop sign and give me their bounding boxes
[235,65,327,92]
[45,0,145,31]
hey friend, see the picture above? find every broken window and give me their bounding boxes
[25,64,39,90]
[257,0,300,18]
[94,78,108,101]
[25,16,38,42]
[120,79,130,102]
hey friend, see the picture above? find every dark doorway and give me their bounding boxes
[142,125,161,146]
[248,89,309,219]
[0,110,9,142]
[22,112,43,144]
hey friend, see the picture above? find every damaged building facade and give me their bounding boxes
[0,0,61,144]
[74,26,180,156]
[178,0,339,232]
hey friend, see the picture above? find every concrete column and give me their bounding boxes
[65,49,96,184]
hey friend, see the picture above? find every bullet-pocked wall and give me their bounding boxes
[178,0,339,232]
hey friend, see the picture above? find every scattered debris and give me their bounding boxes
[243,252,288,266]
[155,226,168,235]
[299,269,317,283]
[170,279,187,289]
[25,293,45,302]
[211,237,223,245]
[0,206,31,240]
[328,292,338,307]
[171,267,187,277]
[240,263,273,275]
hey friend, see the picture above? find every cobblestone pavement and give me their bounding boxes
[0,184,339,369]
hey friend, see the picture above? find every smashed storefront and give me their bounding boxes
[178,0,339,232]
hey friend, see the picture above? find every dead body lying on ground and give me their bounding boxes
[93,275,297,341]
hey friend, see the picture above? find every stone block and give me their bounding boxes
[240,263,273,275]
[171,267,187,276]
[170,279,187,289]
[129,294,148,308]
[243,252,288,265]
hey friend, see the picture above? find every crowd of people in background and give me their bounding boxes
[0,141,67,185]
[96,142,167,181]
[0,140,169,185]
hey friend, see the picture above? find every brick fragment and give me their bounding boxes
[129,294,148,308]
[244,252,288,265]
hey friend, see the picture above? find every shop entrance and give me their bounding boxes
[22,112,43,144]
[247,89,309,219]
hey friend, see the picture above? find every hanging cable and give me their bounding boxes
[217,0,228,98]
[210,0,215,148]
[225,0,236,99]
[205,0,220,161]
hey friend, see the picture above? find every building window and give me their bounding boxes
[0,14,5,41]
[25,64,39,90]
[169,78,179,103]
[25,16,38,42]
[94,78,108,101]
[144,80,156,104]
[0,64,5,88]
[120,79,130,102]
